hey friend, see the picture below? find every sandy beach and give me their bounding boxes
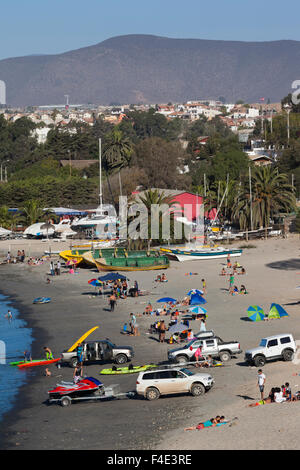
[0,236,299,450]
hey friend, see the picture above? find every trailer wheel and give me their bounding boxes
[60,396,72,407]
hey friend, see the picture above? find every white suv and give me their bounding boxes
[244,334,297,367]
[136,367,214,400]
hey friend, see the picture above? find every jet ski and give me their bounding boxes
[48,377,104,400]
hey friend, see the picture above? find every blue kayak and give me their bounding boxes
[33,297,51,304]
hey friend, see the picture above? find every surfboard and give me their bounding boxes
[67,326,99,352]
[100,364,156,375]
[17,358,60,369]
[10,358,46,366]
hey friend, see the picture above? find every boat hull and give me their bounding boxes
[160,247,242,261]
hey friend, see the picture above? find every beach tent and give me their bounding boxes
[247,305,265,322]
[98,272,128,282]
[190,293,207,305]
[268,303,289,319]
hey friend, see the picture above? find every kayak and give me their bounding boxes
[33,297,51,304]
[17,358,60,369]
[100,364,157,375]
[68,326,99,352]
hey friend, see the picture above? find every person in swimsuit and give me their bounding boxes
[184,418,218,431]
[44,346,53,360]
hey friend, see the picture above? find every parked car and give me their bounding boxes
[136,367,214,400]
[168,335,242,364]
[60,339,134,367]
[244,334,297,367]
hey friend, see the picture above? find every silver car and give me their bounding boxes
[136,367,214,400]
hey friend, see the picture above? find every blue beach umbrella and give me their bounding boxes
[88,279,103,287]
[247,305,265,322]
[187,289,204,296]
[269,303,289,318]
[157,297,177,303]
[188,306,207,315]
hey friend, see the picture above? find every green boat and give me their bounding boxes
[93,251,170,272]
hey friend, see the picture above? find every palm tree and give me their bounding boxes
[103,129,133,196]
[233,166,296,237]
[128,189,183,248]
[22,199,44,226]
[251,166,296,237]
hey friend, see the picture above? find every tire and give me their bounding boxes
[70,357,79,368]
[219,351,231,362]
[115,353,127,365]
[253,355,266,367]
[282,349,294,362]
[60,396,72,407]
[191,383,205,397]
[145,387,160,401]
[175,355,189,365]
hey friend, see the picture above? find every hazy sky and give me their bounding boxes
[1,0,300,60]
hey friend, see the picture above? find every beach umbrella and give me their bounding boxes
[190,293,207,305]
[157,297,177,303]
[247,305,265,322]
[188,306,207,315]
[66,259,77,266]
[187,289,204,296]
[268,303,289,319]
[98,272,128,282]
[88,279,102,287]
[168,322,188,334]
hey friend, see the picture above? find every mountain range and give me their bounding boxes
[1,34,300,106]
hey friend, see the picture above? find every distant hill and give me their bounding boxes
[1,34,300,106]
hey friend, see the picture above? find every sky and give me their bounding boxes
[1,0,300,60]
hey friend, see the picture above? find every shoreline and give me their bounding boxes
[0,236,299,450]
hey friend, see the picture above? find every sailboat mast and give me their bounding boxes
[99,138,103,208]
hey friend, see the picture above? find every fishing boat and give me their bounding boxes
[92,250,170,272]
[160,246,242,261]
[59,242,117,266]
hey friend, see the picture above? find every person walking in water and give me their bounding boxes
[5,310,13,323]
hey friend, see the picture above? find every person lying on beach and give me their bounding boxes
[238,267,246,275]
[184,416,227,430]
[239,285,248,294]
[220,268,226,276]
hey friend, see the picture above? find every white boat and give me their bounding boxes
[23,223,55,238]
[0,227,12,239]
[71,204,118,238]
[160,245,243,261]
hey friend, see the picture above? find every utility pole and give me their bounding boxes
[99,138,103,208]
[249,166,253,231]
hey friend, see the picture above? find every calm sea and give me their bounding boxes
[0,294,33,422]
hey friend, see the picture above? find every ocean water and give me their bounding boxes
[0,294,33,422]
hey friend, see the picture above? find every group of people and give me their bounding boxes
[5,250,25,264]
[154,273,167,283]
[49,260,61,276]
[249,369,299,406]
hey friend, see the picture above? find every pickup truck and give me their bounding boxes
[244,334,296,367]
[167,334,242,364]
[60,339,134,367]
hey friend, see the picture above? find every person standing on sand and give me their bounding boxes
[159,320,166,343]
[201,279,207,295]
[50,261,55,276]
[109,293,117,311]
[229,273,234,294]
[257,369,266,400]
[56,260,61,276]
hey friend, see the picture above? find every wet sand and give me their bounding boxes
[0,236,299,450]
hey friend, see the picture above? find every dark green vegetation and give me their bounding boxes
[0,99,298,233]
